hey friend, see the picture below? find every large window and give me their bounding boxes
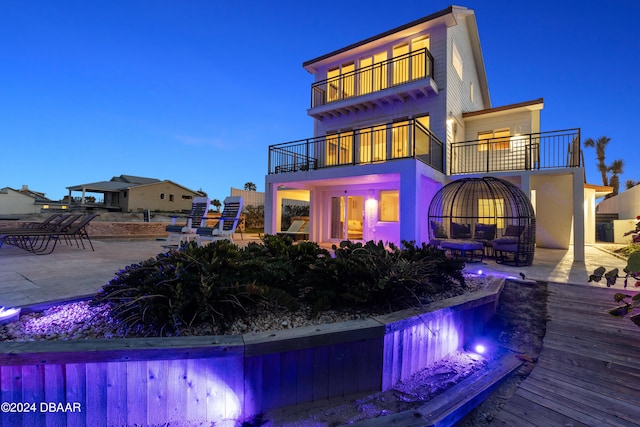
[380,190,399,222]
[392,43,410,85]
[359,125,387,163]
[478,129,511,151]
[411,36,430,79]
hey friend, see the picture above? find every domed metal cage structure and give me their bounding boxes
[427,177,536,266]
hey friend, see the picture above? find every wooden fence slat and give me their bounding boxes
[85,363,107,427]
[186,358,208,422]
[21,365,46,427]
[279,350,298,408]
[44,364,66,427]
[166,359,188,422]
[146,359,168,424]
[261,353,281,411]
[296,348,313,404]
[65,363,86,426]
[312,346,329,401]
[328,343,345,398]
[125,361,147,425]
[106,362,127,426]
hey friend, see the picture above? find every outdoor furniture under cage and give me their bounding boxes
[427,177,536,266]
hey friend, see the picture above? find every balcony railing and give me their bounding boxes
[268,119,444,174]
[449,129,582,175]
[311,48,435,108]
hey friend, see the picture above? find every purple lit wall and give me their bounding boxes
[0,279,502,424]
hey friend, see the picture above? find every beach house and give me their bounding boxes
[265,5,591,261]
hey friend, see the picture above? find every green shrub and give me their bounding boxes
[94,237,467,336]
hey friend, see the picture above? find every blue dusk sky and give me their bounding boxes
[1,1,637,201]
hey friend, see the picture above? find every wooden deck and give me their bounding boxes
[491,282,640,426]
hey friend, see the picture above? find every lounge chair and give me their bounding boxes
[0,214,98,255]
[277,220,309,241]
[164,197,210,247]
[196,196,244,245]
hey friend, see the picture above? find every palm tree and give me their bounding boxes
[244,182,257,191]
[607,159,624,198]
[211,199,222,213]
[583,136,611,186]
[626,179,639,190]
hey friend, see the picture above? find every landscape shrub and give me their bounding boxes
[94,236,466,336]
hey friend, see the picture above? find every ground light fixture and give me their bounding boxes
[0,306,21,325]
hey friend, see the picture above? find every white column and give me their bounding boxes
[573,170,585,262]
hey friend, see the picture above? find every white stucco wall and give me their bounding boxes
[597,184,640,220]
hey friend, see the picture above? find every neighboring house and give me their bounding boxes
[0,185,61,216]
[67,175,204,212]
[230,187,309,208]
[265,5,594,261]
[597,184,640,221]
[595,184,639,243]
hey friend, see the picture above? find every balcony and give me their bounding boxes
[309,48,437,120]
[449,129,582,175]
[268,119,444,175]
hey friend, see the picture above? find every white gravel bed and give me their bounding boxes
[0,274,490,342]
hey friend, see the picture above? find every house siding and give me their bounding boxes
[126,183,196,212]
[0,189,40,215]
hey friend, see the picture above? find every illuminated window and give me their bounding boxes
[327,67,340,102]
[392,43,409,85]
[380,190,399,222]
[470,81,474,102]
[478,129,511,151]
[452,43,463,79]
[411,36,430,79]
[359,52,388,94]
[326,131,353,165]
[478,198,505,229]
[359,125,387,163]
[391,121,409,158]
[342,62,355,98]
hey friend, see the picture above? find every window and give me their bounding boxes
[380,190,399,222]
[392,43,409,85]
[452,42,463,79]
[470,81,474,103]
[411,36,430,79]
[359,124,387,163]
[326,131,353,165]
[182,195,193,200]
[391,120,409,158]
[478,129,511,151]
[478,198,505,229]
[169,194,174,202]
[358,51,388,95]
[160,193,165,200]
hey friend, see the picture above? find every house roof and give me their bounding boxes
[0,186,54,203]
[585,183,613,198]
[302,6,491,107]
[303,6,455,69]
[462,98,544,119]
[66,175,203,196]
[111,175,161,185]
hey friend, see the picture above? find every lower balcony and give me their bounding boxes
[450,129,582,175]
[268,119,444,174]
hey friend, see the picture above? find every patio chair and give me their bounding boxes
[163,197,210,247]
[0,214,98,255]
[196,196,244,245]
[277,220,309,241]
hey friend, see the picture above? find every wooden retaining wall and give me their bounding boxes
[0,279,503,426]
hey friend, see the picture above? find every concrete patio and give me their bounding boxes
[0,236,630,309]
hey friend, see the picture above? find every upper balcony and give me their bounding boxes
[308,48,437,120]
[268,119,444,175]
[449,129,582,175]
